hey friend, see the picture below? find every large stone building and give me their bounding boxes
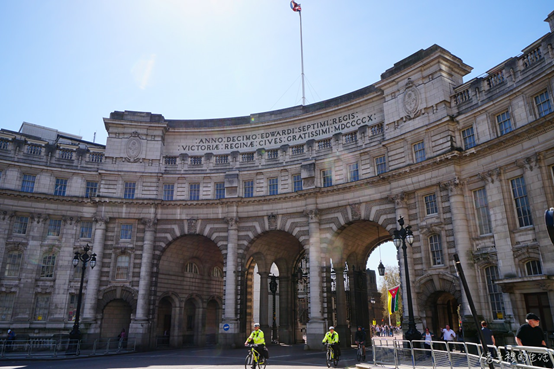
[1,10,554,349]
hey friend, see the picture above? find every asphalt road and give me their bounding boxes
[0,344,368,369]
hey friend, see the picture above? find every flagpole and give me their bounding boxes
[298,9,306,106]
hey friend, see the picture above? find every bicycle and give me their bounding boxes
[325,343,339,368]
[245,343,266,369]
[356,342,366,362]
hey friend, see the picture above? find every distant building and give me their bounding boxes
[1,11,554,349]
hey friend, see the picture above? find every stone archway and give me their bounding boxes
[100,299,132,339]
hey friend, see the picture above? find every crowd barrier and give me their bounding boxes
[373,338,554,368]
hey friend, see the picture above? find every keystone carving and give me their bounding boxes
[515,153,541,172]
[268,214,277,230]
[303,209,319,221]
[477,168,501,184]
[188,218,198,234]
[388,192,407,208]
[349,203,361,221]
[440,176,466,196]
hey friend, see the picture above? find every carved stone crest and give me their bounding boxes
[403,79,421,119]
[125,134,142,162]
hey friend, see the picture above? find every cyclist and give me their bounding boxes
[322,326,341,360]
[354,326,366,360]
[245,323,267,362]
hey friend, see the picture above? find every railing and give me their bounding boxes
[520,46,543,69]
[454,89,472,105]
[373,338,554,369]
[0,337,136,359]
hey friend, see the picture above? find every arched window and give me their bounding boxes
[525,260,542,276]
[115,254,130,280]
[484,266,505,319]
[40,254,56,278]
[185,262,199,275]
[4,251,22,277]
[429,234,443,266]
[212,266,223,278]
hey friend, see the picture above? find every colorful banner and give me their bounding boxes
[388,285,400,314]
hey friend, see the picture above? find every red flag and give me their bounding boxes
[290,1,301,12]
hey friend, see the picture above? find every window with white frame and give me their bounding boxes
[242,153,255,162]
[40,254,56,278]
[215,182,225,199]
[375,155,386,175]
[215,155,228,164]
[510,176,533,227]
[54,178,67,196]
[80,221,93,238]
[293,174,303,192]
[484,266,505,319]
[344,132,357,144]
[26,144,42,155]
[13,216,29,235]
[318,139,331,150]
[413,141,426,163]
[321,169,333,187]
[164,156,177,165]
[189,183,200,200]
[21,174,36,193]
[185,262,199,274]
[291,145,304,155]
[462,127,476,149]
[473,188,492,235]
[535,91,552,117]
[0,139,9,150]
[244,180,254,198]
[89,152,104,163]
[348,163,359,182]
[268,178,278,195]
[34,294,50,321]
[163,184,174,201]
[267,150,278,159]
[120,224,133,240]
[212,266,223,278]
[525,260,542,276]
[59,149,73,160]
[67,294,80,321]
[496,111,512,136]
[424,194,438,215]
[115,254,130,280]
[123,182,136,199]
[190,156,202,165]
[4,251,22,277]
[0,293,15,321]
[85,181,98,198]
[47,219,62,237]
[429,234,443,266]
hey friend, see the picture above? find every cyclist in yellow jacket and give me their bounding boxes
[245,323,267,360]
[322,326,341,359]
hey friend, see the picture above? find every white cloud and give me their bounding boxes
[131,54,156,90]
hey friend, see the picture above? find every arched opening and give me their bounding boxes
[156,297,172,346]
[100,299,132,339]
[424,292,460,335]
[205,299,220,345]
[183,299,197,346]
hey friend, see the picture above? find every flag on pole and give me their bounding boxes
[388,285,400,314]
[290,0,301,12]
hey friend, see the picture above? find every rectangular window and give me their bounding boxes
[375,156,387,175]
[54,178,67,196]
[291,145,304,155]
[413,141,426,163]
[34,294,50,321]
[535,91,552,117]
[0,293,15,321]
[424,194,438,215]
[215,182,225,199]
[242,153,255,162]
[244,180,254,198]
[124,182,136,199]
[120,224,133,240]
[47,219,62,237]
[462,127,476,149]
[267,150,278,159]
[371,124,384,136]
[164,156,177,165]
[190,156,202,165]
[189,183,200,200]
[13,216,29,235]
[80,221,93,238]
[21,174,36,193]
[67,294,80,321]
[526,260,543,276]
[318,139,331,150]
[348,163,359,182]
[163,184,174,201]
[115,255,130,280]
[293,174,303,192]
[511,176,533,227]
[59,149,73,160]
[40,255,56,278]
[497,111,512,136]
[89,152,104,163]
[344,132,357,144]
[5,252,22,277]
[0,139,9,150]
[215,155,228,164]
[26,144,42,155]
[429,234,443,266]
[322,169,333,188]
[485,266,505,319]
[268,178,278,195]
[85,181,98,198]
[473,188,492,235]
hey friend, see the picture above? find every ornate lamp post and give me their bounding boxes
[269,275,278,343]
[393,216,420,341]
[69,244,96,341]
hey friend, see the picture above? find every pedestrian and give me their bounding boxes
[441,325,457,350]
[118,328,127,349]
[422,327,435,356]
[516,313,552,367]
[6,329,15,351]
[481,321,496,358]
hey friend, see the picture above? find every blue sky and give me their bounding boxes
[1,1,552,275]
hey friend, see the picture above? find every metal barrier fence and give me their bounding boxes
[0,337,136,359]
[373,338,554,369]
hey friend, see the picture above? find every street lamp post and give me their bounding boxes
[370,297,376,325]
[269,275,278,343]
[69,244,97,342]
[393,216,421,341]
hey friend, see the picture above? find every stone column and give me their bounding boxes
[129,218,157,347]
[258,271,270,334]
[221,216,239,346]
[278,276,290,343]
[305,208,325,348]
[83,216,108,323]
[334,267,350,347]
[0,213,11,275]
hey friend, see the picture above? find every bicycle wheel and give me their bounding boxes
[258,356,267,369]
[356,348,362,362]
[334,357,339,367]
[326,349,332,368]
[245,352,253,369]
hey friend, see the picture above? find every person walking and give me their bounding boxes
[6,329,15,352]
[441,325,457,350]
[481,321,496,358]
[322,326,341,360]
[422,327,435,358]
[516,313,552,367]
